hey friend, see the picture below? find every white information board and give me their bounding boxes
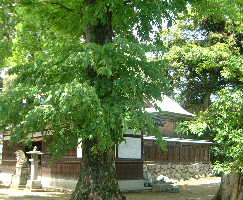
[118,137,141,159]
[77,140,82,158]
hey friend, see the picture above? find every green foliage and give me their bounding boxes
[1,0,241,159]
[178,88,243,172]
[192,0,243,22]
[1,37,169,156]
[3,0,189,42]
[160,6,243,112]
[164,4,243,173]
[0,1,18,66]
[1,0,190,156]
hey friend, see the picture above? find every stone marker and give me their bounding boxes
[26,146,44,191]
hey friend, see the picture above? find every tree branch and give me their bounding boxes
[49,2,74,12]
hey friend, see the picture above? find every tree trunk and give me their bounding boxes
[70,140,125,200]
[70,2,126,199]
[213,173,243,200]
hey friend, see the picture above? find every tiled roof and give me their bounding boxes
[145,95,195,117]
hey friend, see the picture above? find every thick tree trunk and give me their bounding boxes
[70,2,125,199]
[213,173,243,200]
[70,140,125,200]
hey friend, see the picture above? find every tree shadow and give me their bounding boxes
[126,183,219,200]
[6,195,70,200]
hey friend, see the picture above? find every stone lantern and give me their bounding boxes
[26,146,43,190]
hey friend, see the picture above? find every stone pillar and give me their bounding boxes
[26,147,43,191]
[30,154,39,180]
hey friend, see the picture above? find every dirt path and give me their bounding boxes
[127,177,221,200]
[0,177,220,200]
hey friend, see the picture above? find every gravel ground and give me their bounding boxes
[0,177,221,200]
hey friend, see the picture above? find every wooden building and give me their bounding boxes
[0,95,212,190]
[146,95,195,137]
[144,95,212,164]
[0,130,144,191]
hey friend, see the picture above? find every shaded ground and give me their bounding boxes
[127,177,221,200]
[0,177,220,200]
[0,188,70,200]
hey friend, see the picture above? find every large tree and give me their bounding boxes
[0,1,242,200]
[0,1,191,200]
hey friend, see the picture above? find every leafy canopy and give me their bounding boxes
[160,3,243,173]
[0,0,193,156]
[1,0,242,157]
[177,88,243,173]
[160,4,243,112]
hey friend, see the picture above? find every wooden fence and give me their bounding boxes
[144,140,211,164]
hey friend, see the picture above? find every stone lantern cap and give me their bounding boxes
[26,146,44,155]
